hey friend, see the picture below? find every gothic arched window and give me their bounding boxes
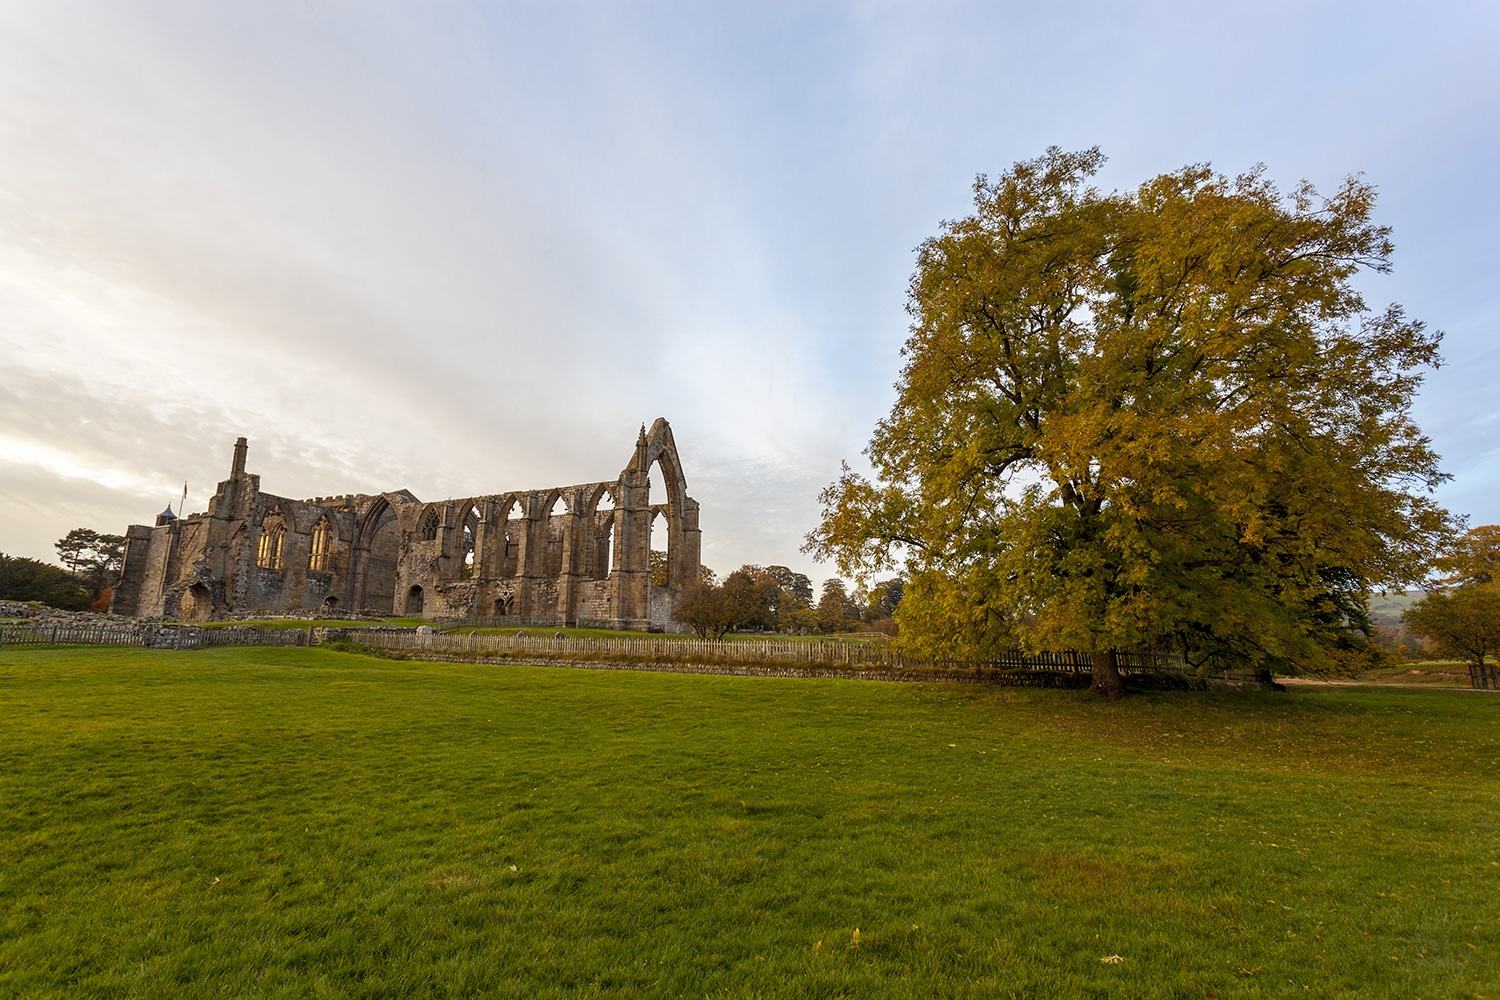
[257,508,286,570]
[308,516,333,572]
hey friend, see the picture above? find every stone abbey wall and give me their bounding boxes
[110,419,701,629]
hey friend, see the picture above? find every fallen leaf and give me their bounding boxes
[1100,955,1124,964]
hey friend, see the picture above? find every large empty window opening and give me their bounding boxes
[461,504,480,579]
[257,508,286,570]
[649,509,668,586]
[308,517,333,572]
[498,499,521,577]
[592,488,616,579]
[648,462,672,587]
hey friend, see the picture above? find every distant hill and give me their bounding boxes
[1367,590,1424,628]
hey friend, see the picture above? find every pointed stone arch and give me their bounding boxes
[625,418,699,593]
[351,494,402,613]
[256,506,287,570]
[493,493,525,578]
[586,483,619,581]
[460,502,481,579]
[418,506,441,541]
[308,514,336,572]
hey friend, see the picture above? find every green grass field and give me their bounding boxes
[2,646,1496,998]
[195,618,433,630]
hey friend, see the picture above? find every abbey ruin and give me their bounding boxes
[110,419,702,628]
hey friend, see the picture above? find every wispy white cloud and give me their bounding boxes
[0,0,1496,584]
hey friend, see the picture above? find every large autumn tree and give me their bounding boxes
[806,148,1452,697]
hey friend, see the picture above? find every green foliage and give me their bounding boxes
[864,577,905,621]
[1401,588,1500,686]
[673,580,740,638]
[54,528,97,577]
[675,565,819,636]
[1,646,1496,997]
[0,553,93,610]
[53,528,125,589]
[763,564,814,606]
[320,636,408,660]
[816,577,862,633]
[809,148,1452,679]
[1437,524,1500,589]
[649,549,668,587]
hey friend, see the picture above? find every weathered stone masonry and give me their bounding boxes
[111,419,702,629]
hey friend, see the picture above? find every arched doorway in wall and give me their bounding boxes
[180,583,212,621]
[406,585,424,616]
[323,596,339,612]
[352,498,400,613]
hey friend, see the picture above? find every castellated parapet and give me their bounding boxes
[110,419,702,629]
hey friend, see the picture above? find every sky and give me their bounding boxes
[0,1,1496,586]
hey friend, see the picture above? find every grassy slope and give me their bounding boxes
[1366,591,1422,630]
[1,647,1496,999]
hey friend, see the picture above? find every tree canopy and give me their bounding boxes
[807,147,1452,696]
[1436,525,1500,590]
[0,553,94,611]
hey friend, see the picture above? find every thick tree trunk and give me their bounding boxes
[1087,648,1125,700]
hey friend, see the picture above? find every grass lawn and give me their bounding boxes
[195,618,433,631]
[1,647,1496,998]
[1356,661,1476,687]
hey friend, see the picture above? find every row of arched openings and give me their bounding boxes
[425,491,619,582]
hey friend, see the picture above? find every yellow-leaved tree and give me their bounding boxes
[805,148,1453,697]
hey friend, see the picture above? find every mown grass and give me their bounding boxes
[195,618,433,630]
[1,646,1496,998]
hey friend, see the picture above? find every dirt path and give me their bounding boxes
[1278,676,1490,692]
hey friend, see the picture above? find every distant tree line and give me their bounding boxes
[0,528,126,612]
[674,563,904,640]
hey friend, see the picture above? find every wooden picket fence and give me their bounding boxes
[0,624,143,647]
[333,629,1187,675]
[0,623,313,650]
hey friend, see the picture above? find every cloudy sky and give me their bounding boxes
[1,1,1496,583]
